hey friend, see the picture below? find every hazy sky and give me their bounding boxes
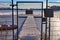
[0,0,60,8]
[0,0,60,4]
[0,0,60,2]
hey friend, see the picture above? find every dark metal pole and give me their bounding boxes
[46,0,48,9]
[41,2,43,40]
[46,0,51,40]
[45,0,48,40]
[16,2,18,40]
[11,0,14,40]
[49,18,50,40]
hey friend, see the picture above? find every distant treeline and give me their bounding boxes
[50,6,60,11]
[0,6,60,11]
[0,7,12,10]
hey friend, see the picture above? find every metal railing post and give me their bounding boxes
[45,0,48,40]
[16,2,18,40]
[41,2,43,40]
[11,0,14,40]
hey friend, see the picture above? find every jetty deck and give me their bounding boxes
[18,15,41,40]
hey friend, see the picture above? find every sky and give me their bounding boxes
[0,0,60,4]
[0,0,60,8]
[0,0,60,2]
[0,0,60,5]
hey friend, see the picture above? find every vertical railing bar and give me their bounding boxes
[46,0,48,9]
[45,0,48,40]
[46,0,51,40]
[41,2,43,40]
[49,18,50,40]
[45,18,47,40]
[5,29,8,40]
[1,28,3,39]
[1,26,2,40]
[11,0,14,40]
[16,2,18,40]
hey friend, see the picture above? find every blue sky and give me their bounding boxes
[0,0,60,2]
[0,0,60,5]
[0,0,60,4]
